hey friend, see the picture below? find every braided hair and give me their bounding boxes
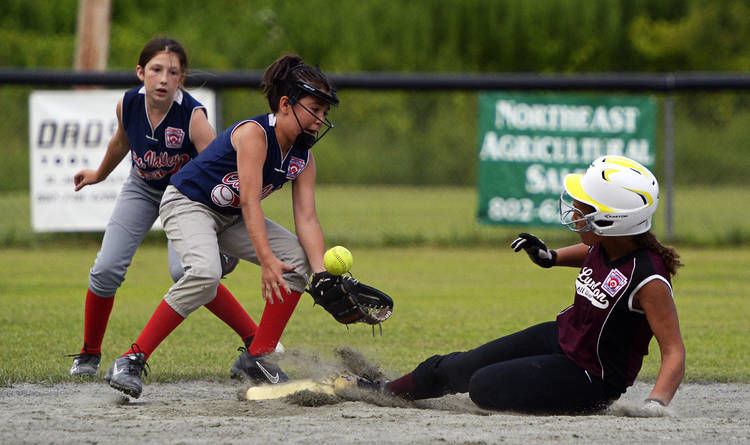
[634,231,683,277]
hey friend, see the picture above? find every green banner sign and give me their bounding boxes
[477,92,657,225]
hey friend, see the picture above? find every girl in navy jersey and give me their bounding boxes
[106,54,339,398]
[70,37,258,380]
[345,155,685,415]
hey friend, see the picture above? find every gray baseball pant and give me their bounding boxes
[88,169,233,297]
[159,185,311,317]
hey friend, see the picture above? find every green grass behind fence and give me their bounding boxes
[0,245,748,384]
[2,184,750,247]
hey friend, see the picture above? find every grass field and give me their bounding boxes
[2,184,750,247]
[1,244,748,385]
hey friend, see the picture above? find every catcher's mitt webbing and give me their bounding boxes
[340,277,393,325]
[308,272,393,325]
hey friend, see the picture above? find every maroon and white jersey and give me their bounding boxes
[557,244,672,390]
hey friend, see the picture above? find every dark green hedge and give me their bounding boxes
[1,0,748,190]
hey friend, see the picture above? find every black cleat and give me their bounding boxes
[69,351,101,377]
[333,373,386,394]
[230,347,288,384]
[107,349,149,398]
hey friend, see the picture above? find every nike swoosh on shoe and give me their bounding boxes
[255,361,280,384]
[112,362,123,376]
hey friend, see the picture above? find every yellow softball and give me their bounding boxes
[323,246,353,275]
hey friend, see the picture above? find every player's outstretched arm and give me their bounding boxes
[553,243,590,267]
[510,233,557,267]
[291,153,325,274]
[74,100,130,191]
[235,122,294,303]
[510,233,588,268]
[638,279,685,407]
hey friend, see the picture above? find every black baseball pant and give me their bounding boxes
[410,321,623,414]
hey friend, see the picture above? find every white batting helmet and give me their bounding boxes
[560,155,659,236]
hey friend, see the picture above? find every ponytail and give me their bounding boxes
[634,232,683,277]
[261,53,335,112]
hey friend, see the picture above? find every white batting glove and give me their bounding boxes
[640,398,672,417]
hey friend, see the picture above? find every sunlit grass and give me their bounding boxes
[3,184,750,248]
[1,244,747,384]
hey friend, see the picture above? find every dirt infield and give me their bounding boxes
[1,380,748,444]
[1,349,748,444]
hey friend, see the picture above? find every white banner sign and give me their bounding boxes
[29,89,216,232]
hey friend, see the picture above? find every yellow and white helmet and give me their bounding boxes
[560,155,659,236]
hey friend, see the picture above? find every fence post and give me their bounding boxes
[663,92,675,243]
[74,0,112,71]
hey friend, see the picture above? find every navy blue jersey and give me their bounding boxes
[121,86,204,190]
[171,114,311,215]
[557,245,672,390]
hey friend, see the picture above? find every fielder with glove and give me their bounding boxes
[309,272,393,326]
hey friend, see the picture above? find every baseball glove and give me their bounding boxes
[308,272,394,325]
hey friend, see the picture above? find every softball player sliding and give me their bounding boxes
[106,54,339,399]
[70,37,259,378]
[346,156,685,415]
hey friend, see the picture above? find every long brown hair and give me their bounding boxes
[138,37,188,73]
[634,231,683,277]
[261,54,335,112]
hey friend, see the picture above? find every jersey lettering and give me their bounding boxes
[558,245,671,390]
[171,114,310,215]
[121,86,202,190]
[575,267,610,309]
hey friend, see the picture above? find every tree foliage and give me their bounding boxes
[0,0,748,189]
[2,0,748,72]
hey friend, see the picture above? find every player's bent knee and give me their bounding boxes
[170,266,222,307]
[186,261,223,282]
[88,269,125,297]
[468,366,539,413]
[468,368,504,410]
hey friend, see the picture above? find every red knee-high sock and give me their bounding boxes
[81,289,115,355]
[385,372,416,399]
[125,300,185,360]
[248,289,302,356]
[204,283,257,344]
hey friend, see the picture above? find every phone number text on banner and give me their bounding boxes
[476,92,657,226]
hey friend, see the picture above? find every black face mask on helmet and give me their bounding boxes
[288,80,339,151]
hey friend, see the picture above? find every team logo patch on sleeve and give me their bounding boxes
[286,157,306,179]
[602,268,628,297]
[165,127,185,148]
